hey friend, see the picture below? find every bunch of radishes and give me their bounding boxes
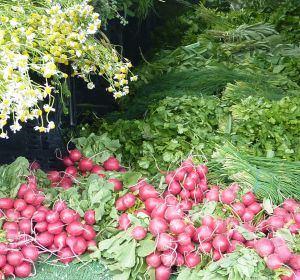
[47,149,124,189]
[0,176,97,278]
[114,158,300,280]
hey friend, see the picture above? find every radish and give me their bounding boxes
[2,263,14,276]
[139,185,159,201]
[179,200,192,211]
[122,193,136,209]
[212,250,222,261]
[3,221,19,232]
[135,209,150,217]
[232,231,246,243]
[232,202,245,217]
[245,240,255,249]
[47,171,61,182]
[274,245,291,263]
[46,210,60,224]
[194,225,214,242]
[202,216,215,228]
[175,253,185,266]
[247,202,262,214]
[177,232,191,246]
[267,216,284,231]
[169,219,185,235]
[229,183,240,194]
[199,181,208,192]
[7,251,24,266]
[184,224,196,237]
[73,237,88,255]
[155,265,171,280]
[47,221,64,235]
[206,189,219,202]
[190,188,203,203]
[13,199,27,211]
[69,149,82,162]
[283,199,298,213]
[59,177,73,189]
[226,217,239,228]
[19,219,32,234]
[242,209,255,222]
[116,197,126,211]
[196,164,208,178]
[164,206,183,222]
[227,240,243,253]
[289,223,300,234]
[103,157,120,171]
[183,177,196,191]
[0,243,7,255]
[84,210,96,225]
[91,165,105,177]
[54,232,67,249]
[60,209,77,224]
[181,159,194,173]
[165,172,175,185]
[14,261,32,277]
[185,253,201,268]
[151,203,167,219]
[146,252,161,268]
[132,226,147,240]
[220,189,236,204]
[161,250,177,267]
[79,158,93,171]
[107,178,123,192]
[168,181,181,195]
[66,221,84,236]
[177,243,195,255]
[17,184,30,198]
[242,192,256,206]
[212,234,229,253]
[187,170,199,182]
[53,200,67,213]
[289,254,300,270]
[145,198,162,213]
[65,166,78,177]
[36,232,54,247]
[174,168,187,181]
[198,242,212,254]
[33,210,46,222]
[5,209,20,221]
[117,213,131,230]
[87,240,97,249]
[82,225,96,241]
[294,212,300,224]
[267,254,283,270]
[21,245,39,262]
[179,189,190,200]
[274,208,288,216]
[254,238,274,257]
[0,198,14,209]
[62,156,73,167]
[34,222,48,233]
[214,219,227,234]
[58,247,74,264]
[0,255,6,268]
[156,233,175,251]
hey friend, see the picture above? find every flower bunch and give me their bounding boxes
[0,0,135,138]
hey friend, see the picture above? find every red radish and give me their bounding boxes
[267,216,284,231]
[73,237,88,255]
[5,209,20,221]
[66,221,84,236]
[36,232,54,247]
[185,253,201,268]
[169,219,185,235]
[13,199,27,211]
[194,225,214,242]
[168,181,181,195]
[220,189,236,204]
[0,243,7,255]
[84,210,96,225]
[53,200,67,213]
[294,212,300,224]
[177,243,195,255]
[179,189,190,200]
[60,209,77,224]
[17,184,30,198]
[54,232,67,249]
[202,216,215,228]
[149,218,168,236]
[82,225,96,241]
[65,166,77,177]
[212,234,230,253]
[196,164,208,178]
[79,158,93,172]
[181,159,194,173]
[132,226,147,240]
[177,232,191,246]
[229,183,240,193]
[155,265,171,280]
[3,221,19,232]
[116,197,126,211]
[164,206,183,222]
[266,254,283,270]
[63,156,73,167]
[289,223,300,234]
[183,177,196,191]
[289,254,300,270]
[14,261,31,277]
[227,240,243,253]
[69,149,81,162]
[151,203,167,219]
[232,230,246,243]
[174,168,187,181]
[139,185,159,201]
[255,238,274,257]
[122,193,136,209]
[19,219,32,234]
[59,177,73,189]
[184,224,196,237]
[232,202,245,217]
[33,210,46,222]
[156,233,175,251]
[274,208,288,216]
[161,250,177,267]
[27,175,37,184]
[206,189,219,202]
[284,214,293,223]
[118,213,131,230]
[190,188,203,202]
[21,245,39,262]
[47,221,64,235]
[175,253,185,266]
[58,247,74,264]
[66,236,77,249]
[245,240,255,249]
[46,210,60,224]
[165,172,175,185]
[103,157,120,171]
[0,198,14,209]
[187,170,199,182]
[91,165,105,177]
[274,245,291,263]
[214,219,227,234]
[199,242,212,254]
[212,250,222,261]
[135,209,150,217]
[87,240,97,249]
[108,178,123,192]
[2,263,14,276]
[248,202,262,214]
[34,222,48,233]
[146,252,161,268]
[226,217,239,228]
[145,198,162,213]
[0,255,6,268]
[7,251,24,266]
[179,200,192,212]
[242,209,255,222]
[242,192,256,206]
[199,182,208,192]
[283,199,298,213]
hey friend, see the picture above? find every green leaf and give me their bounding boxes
[117,241,137,269]
[137,240,155,257]
[263,198,273,214]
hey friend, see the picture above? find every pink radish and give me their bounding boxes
[146,252,161,268]
[255,238,274,257]
[103,157,120,171]
[132,226,147,240]
[69,149,81,162]
[155,265,171,280]
[185,253,201,268]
